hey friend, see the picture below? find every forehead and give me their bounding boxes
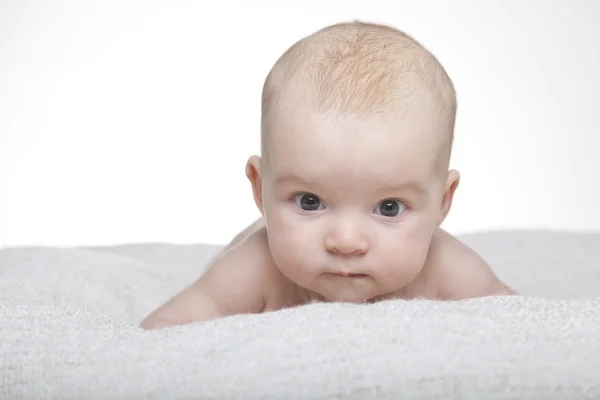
[265,107,441,187]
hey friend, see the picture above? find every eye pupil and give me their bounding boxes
[300,194,320,211]
[379,200,400,217]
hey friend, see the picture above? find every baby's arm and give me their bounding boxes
[140,224,271,329]
[430,229,516,300]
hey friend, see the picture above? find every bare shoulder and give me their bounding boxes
[201,226,275,312]
[428,228,516,300]
[140,225,274,329]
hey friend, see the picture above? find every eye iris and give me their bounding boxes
[379,200,400,217]
[300,194,320,211]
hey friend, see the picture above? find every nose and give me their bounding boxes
[324,220,368,256]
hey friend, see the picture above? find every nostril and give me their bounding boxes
[324,234,368,256]
[328,248,367,257]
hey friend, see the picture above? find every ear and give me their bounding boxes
[245,155,264,214]
[438,169,460,226]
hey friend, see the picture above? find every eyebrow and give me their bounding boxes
[378,181,428,195]
[273,174,428,197]
[372,181,429,200]
[273,174,325,189]
[274,173,316,184]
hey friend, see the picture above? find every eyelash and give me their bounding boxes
[288,192,411,218]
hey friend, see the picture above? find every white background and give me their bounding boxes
[1,0,599,248]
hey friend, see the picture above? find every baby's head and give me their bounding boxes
[246,21,459,302]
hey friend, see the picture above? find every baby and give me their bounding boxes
[141,21,515,329]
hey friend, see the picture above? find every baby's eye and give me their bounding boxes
[292,193,324,211]
[374,199,406,218]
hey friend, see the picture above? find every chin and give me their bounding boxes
[318,289,373,304]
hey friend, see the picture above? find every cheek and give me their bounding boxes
[375,219,435,276]
[265,209,317,270]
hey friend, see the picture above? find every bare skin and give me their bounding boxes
[140,218,514,329]
[140,23,517,330]
[140,109,517,330]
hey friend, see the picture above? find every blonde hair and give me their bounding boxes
[261,20,457,170]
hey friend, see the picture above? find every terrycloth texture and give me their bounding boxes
[1,230,600,399]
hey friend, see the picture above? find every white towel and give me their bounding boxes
[1,231,599,399]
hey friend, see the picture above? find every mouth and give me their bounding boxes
[332,272,368,278]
